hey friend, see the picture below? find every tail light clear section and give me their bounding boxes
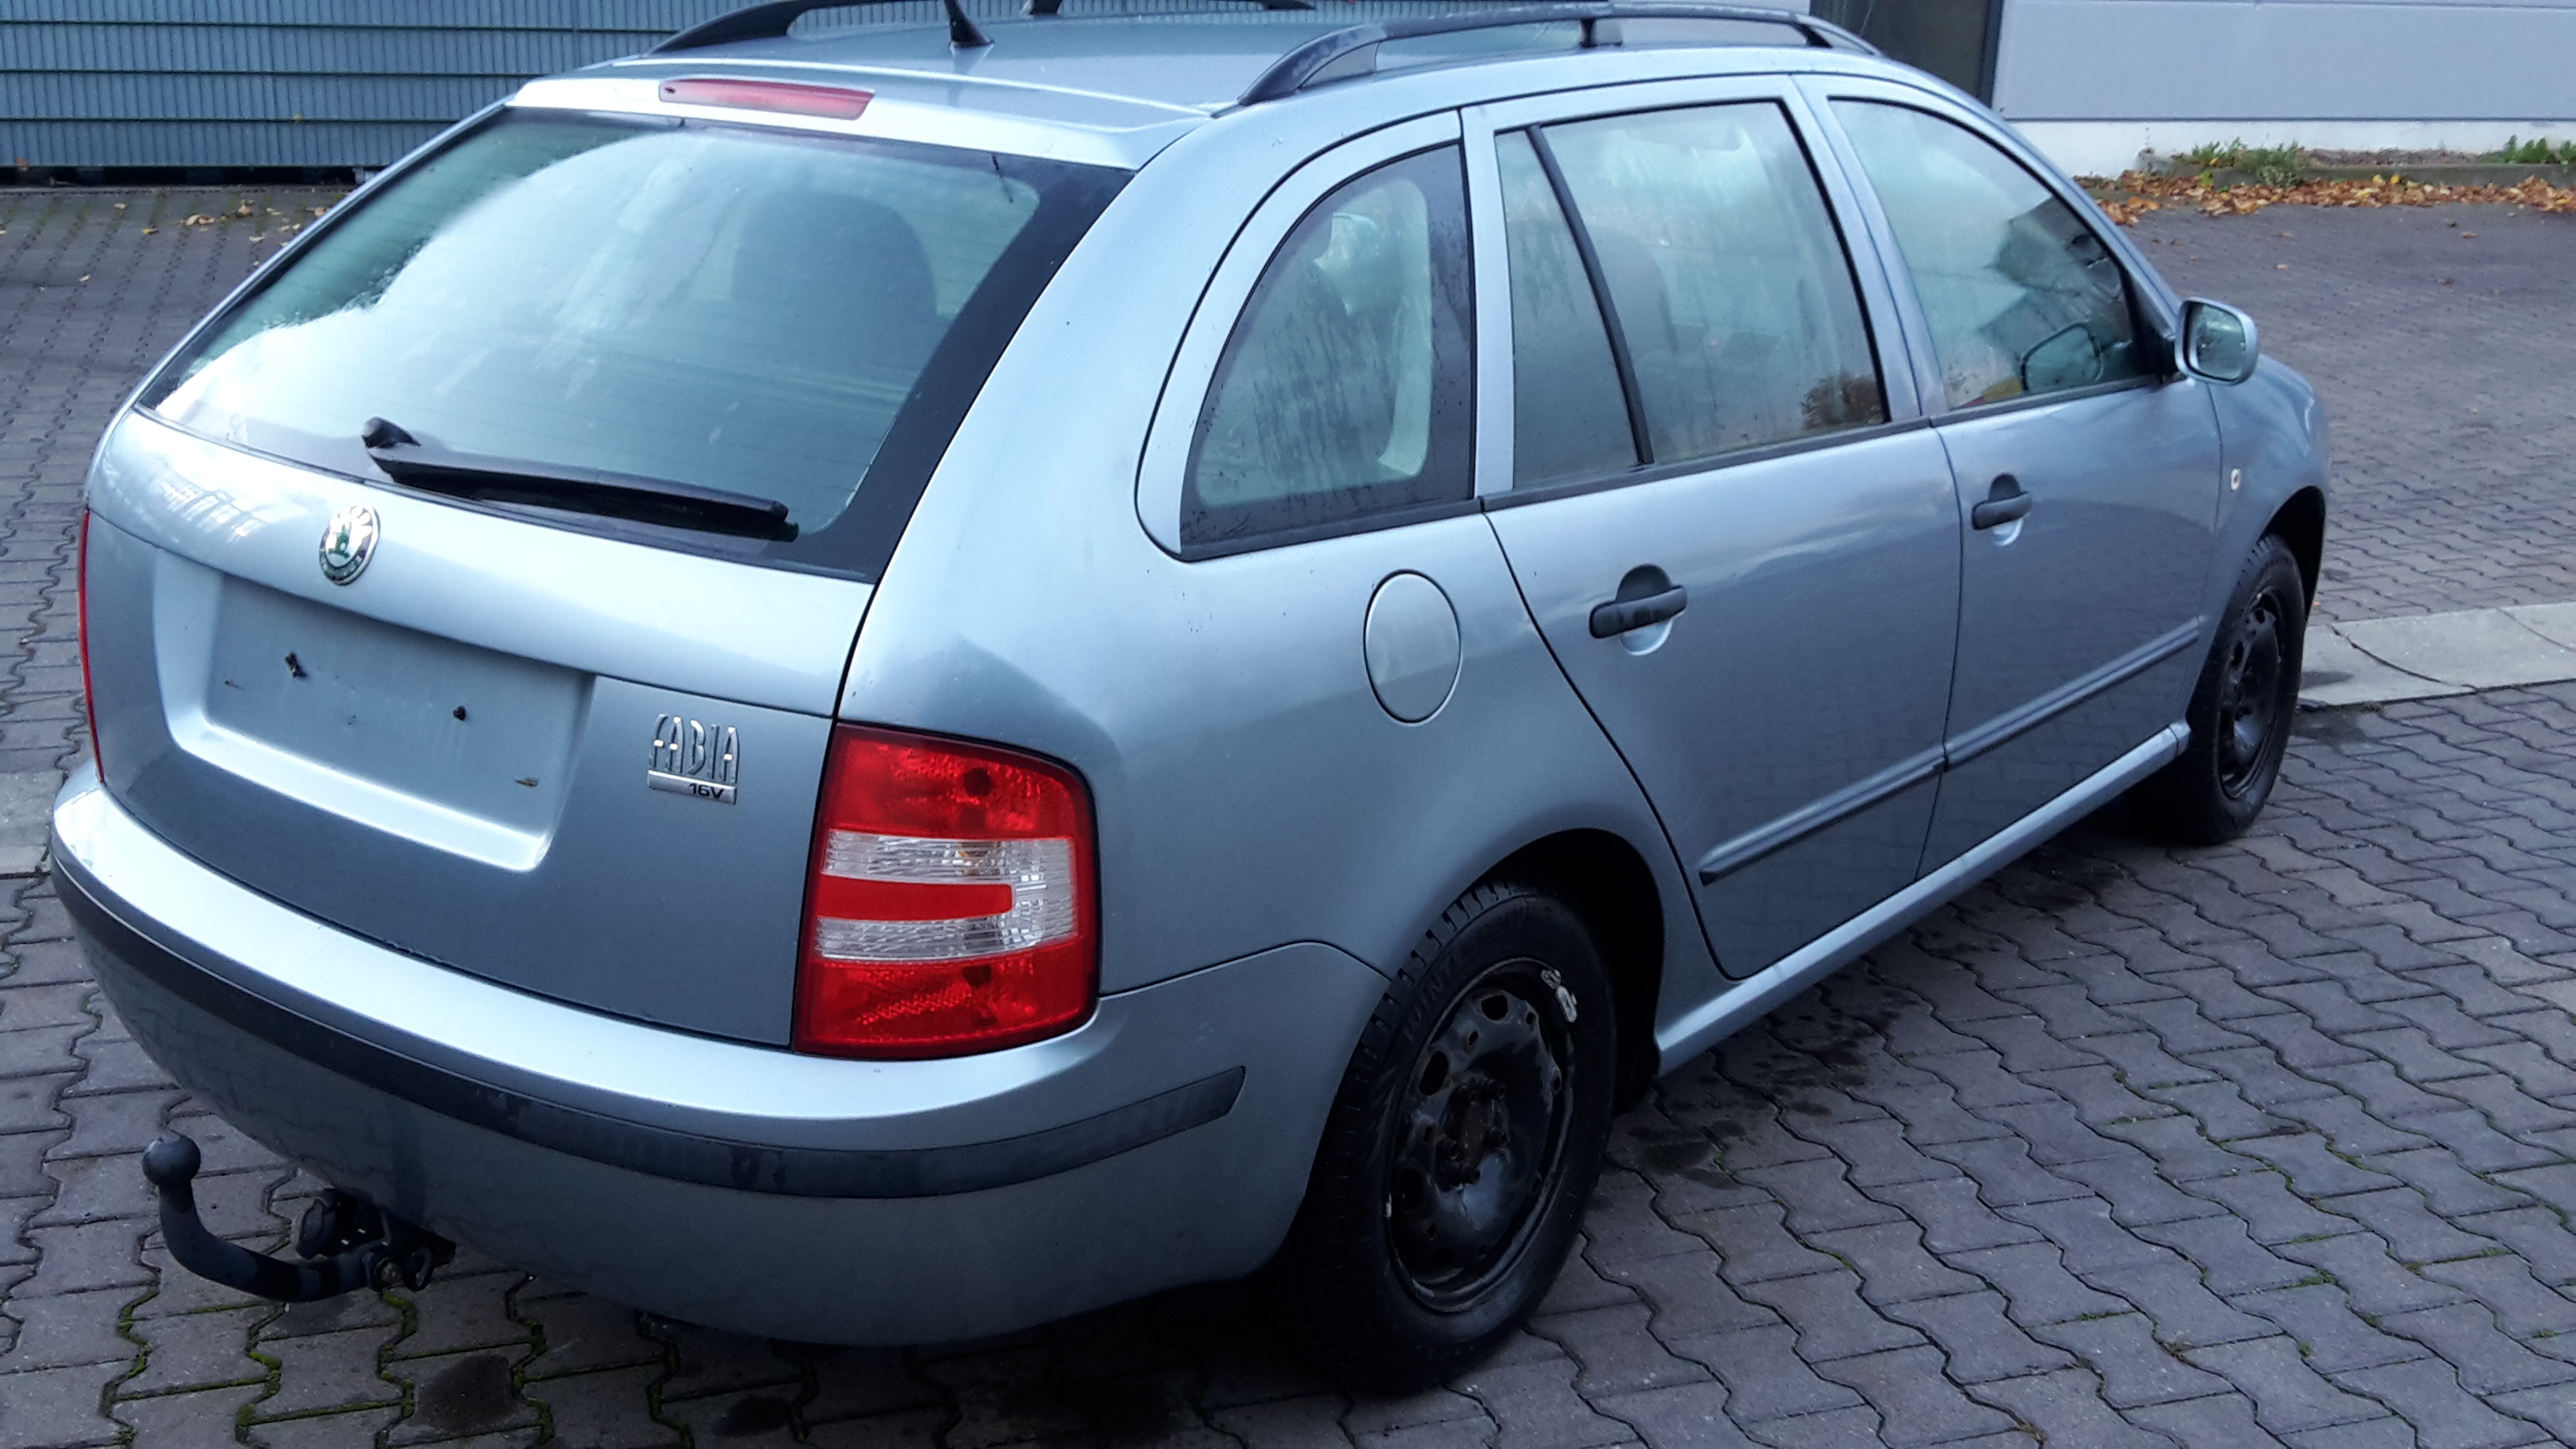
[794,724,1095,1058]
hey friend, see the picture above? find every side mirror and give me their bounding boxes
[2179,299,2259,384]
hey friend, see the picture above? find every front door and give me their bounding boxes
[1472,88,1961,980]
[1816,88,2225,868]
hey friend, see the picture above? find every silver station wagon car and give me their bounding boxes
[58,0,2327,1388]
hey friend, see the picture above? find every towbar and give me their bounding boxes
[142,1134,454,1301]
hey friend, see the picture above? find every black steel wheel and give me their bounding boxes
[1286,880,1616,1392]
[1387,961,1574,1307]
[2136,534,2308,843]
[2215,573,2293,798]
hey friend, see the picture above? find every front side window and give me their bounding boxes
[1533,102,1885,470]
[1833,101,2149,410]
[144,111,1121,571]
[1183,147,1474,550]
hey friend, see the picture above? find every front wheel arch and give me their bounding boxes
[2265,486,2327,607]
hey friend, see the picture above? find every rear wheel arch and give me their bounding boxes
[1484,829,1663,1109]
[2266,487,2327,605]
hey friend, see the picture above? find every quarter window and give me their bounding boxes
[1833,101,2149,409]
[1529,102,1885,471]
[1183,147,1474,550]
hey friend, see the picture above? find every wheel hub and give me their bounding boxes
[2216,585,2287,796]
[1388,968,1569,1302]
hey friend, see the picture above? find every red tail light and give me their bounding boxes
[794,724,1096,1058]
[78,509,103,784]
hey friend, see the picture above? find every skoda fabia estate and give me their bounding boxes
[58,0,2327,1387]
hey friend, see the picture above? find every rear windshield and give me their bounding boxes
[142,110,1124,577]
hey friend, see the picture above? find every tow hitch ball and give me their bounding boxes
[142,1134,454,1301]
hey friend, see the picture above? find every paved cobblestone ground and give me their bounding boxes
[6,189,2576,1447]
[2131,200,2576,624]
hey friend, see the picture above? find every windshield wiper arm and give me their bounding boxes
[361,418,797,542]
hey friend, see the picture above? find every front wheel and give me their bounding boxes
[1285,880,1617,1392]
[2136,534,2307,844]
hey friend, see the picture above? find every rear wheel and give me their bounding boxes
[1286,881,1616,1392]
[2136,534,2306,843]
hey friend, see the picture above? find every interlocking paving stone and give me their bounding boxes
[1587,1380,1754,1449]
[2027,1312,2233,1409]
[1453,1356,1635,1449]
[1209,1393,1358,1449]
[0,185,2573,1448]
[2121,1391,2289,1449]
[1809,1344,2014,1447]
[110,1384,270,1449]
[2329,1357,2552,1449]
[1528,1304,1709,1396]
[2374,1303,2576,1395]
[2144,202,2576,626]
[2179,1335,2387,1434]
[1964,1368,2174,1449]
[0,1357,127,1448]
[1665,1326,1861,1422]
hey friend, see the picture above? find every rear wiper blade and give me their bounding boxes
[361,418,797,542]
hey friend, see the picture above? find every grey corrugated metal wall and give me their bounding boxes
[0,0,1827,170]
[1991,0,2576,174]
[0,2,743,168]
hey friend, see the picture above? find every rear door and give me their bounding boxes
[1806,82,2223,869]
[81,101,1121,1043]
[1471,80,1962,980]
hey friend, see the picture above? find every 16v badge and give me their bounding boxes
[650,715,739,804]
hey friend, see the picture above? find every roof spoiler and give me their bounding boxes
[656,0,994,52]
[1028,0,1314,11]
[1239,2,1878,105]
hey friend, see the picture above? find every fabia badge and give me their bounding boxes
[317,504,379,586]
[650,714,739,805]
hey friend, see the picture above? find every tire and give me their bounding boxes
[2136,534,2307,844]
[1285,880,1618,1393]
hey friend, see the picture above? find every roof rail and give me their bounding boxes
[655,0,992,53]
[1028,0,1314,13]
[1237,2,1875,105]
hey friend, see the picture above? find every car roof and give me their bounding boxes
[533,7,1908,168]
[617,14,1383,115]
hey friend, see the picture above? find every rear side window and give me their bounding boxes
[1532,103,1885,470]
[142,111,1123,578]
[1832,101,2149,410]
[1183,146,1474,551]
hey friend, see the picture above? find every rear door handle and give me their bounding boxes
[1589,585,1689,638]
[1971,474,2033,530]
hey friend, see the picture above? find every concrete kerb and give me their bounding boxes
[2301,604,2576,710]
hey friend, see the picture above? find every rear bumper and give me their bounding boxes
[52,764,1383,1342]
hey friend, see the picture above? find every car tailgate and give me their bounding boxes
[82,414,868,1045]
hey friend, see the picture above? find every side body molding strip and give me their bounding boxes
[1944,620,2203,768]
[1658,721,2191,1069]
[1697,744,1943,885]
[1698,620,2201,886]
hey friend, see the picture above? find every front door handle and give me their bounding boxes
[1589,584,1689,638]
[1971,474,2033,531]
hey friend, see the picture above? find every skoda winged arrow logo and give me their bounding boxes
[318,504,379,586]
